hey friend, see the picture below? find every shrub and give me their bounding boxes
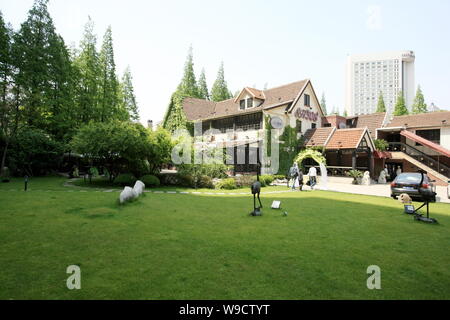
[114,173,137,186]
[198,175,214,189]
[216,178,237,190]
[157,173,179,186]
[260,174,275,185]
[176,174,195,188]
[274,174,286,180]
[140,174,160,187]
[234,175,256,188]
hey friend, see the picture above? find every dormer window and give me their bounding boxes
[239,99,245,110]
[247,98,253,109]
[304,94,311,107]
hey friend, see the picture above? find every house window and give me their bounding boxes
[239,99,245,110]
[311,123,316,129]
[304,94,310,107]
[235,112,262,131]
[296,120,302,133]
[247,98,253,108]
[415,129,440,145]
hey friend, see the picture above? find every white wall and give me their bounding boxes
[441,127,450,150]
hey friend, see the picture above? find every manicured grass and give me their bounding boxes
[0,177,449,299]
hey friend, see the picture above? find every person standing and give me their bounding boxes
[298,168,304,191]
[396,166,402,177]
[308,166,317,190]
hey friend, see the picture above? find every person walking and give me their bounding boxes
[308,166,317,190]
[289,163,300,190]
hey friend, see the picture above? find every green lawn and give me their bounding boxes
[0,176,449,299]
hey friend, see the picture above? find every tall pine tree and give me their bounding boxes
[163,46,201,131]
[177,46,199,98]
[393,91,408,116]
[0,11,17,174]
[13,0,70,129]
[376,91,386,112]
[412,85,427,114]
[74,17,100,123]
[211,62,232,102]
[320,93,327,115]
[119,66,139,121]
[98,26,119,121]
[197,68,209,100]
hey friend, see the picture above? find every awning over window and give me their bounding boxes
[401,130,450,157]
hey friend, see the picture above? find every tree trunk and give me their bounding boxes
[0,139,9,175]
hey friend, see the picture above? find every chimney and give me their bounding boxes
[147,120,153,131]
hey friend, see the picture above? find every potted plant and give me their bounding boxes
[348,169,363,185]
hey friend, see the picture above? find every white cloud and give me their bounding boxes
[366,5,382,30]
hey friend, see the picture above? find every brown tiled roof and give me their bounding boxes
[246,87,265,100]
[303,127,335,147]
[326,128,366,150]
[387,111,450,128]
[182,80,308,121]
[347,112,386,138]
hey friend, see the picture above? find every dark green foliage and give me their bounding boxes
[140,174,160,187]
[211,62,232,102]
[114,173,136,186]
[277,125,300,175]
[260,174,275,186]
[197,68,209,100]
[7,127,63,176]
[198,175,214,189]
[70,121,149,181]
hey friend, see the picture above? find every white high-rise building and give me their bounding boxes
[345,51,415,116]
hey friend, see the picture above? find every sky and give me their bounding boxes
[1,0,450,125]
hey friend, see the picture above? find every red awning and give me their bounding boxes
[401,130,450,157]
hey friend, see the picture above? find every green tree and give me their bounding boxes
[211,62,232,102]
[73,17,100,123]
[376,91,386,112]
[177,46,199,98]
[144,127,173,174]
[71,121,149,181]
[412,85,427,114]
[163,46,201,131]
[0,11,17,176]
[98,26,119,121]
[393,91,408,116]
[13,0,71,129]
[119,66,139,121]
[320,93,327,115]
[197,68,209,100]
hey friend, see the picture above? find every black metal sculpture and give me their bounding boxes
[250,163,263,216]
[413,170,438,224]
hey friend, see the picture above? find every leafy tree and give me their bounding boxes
[0,11,17,176]
[320,93,327,115]
[211,62,232,102]
[98,26,119,121]
[144,127,173,174]
[376,91,386,112]
[7,127,63,176]
[412,85,427,114]
[119,66,139,121]
[374,139,389,151]
[73,17,100,123]
[13,0,71,130]
[197,68,209,100]
[343,110,348,117]
[393,91,408,116]
[71,121,149,181]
